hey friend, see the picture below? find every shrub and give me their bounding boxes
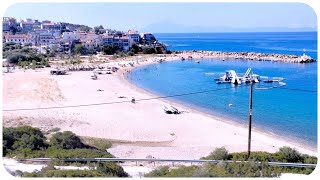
[49,131,85,149]
[7,52,27,64]
[205,147,229,160]
[3,126,47,156]
[80,137,112,150]
[96,162,129,177]
[275,147,301,163]
[41,147,114,159]
[145,166,170,177]
[142,46,156,54]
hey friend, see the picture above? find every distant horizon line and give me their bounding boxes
[152,31,317,34]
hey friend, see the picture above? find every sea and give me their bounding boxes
[127,32,318,150]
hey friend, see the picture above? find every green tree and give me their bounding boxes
[31,60,37,70]
[275,147,301,163]
[205,147,229,160]
[7,52,27,64]
[102,45,119,55]
[142,46,156,54]
[72,44,87,55]
[131,44,140,53]
[50,131,85,149]
[96,162,129,177]
[94,25,104,34]
[3,126,47,156]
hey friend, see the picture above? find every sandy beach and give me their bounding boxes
[2,54,317,160]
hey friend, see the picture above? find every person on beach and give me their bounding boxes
[131,97,135,104]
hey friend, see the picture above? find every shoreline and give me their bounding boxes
[2,54,317,159]
[171,50,316,63]
[119,56,317,154]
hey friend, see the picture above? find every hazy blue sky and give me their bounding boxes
[3,3,317,32]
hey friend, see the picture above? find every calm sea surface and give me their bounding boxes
[127,32,317,149]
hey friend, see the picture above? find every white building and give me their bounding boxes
[2,21,10,31]
[2,17,17,32]
[20,21,34,31]
[101,35,114,45]
[113,36,132,51]
[39,32,55,46]
[41,22,61,31]
[62,32,77,42]
[5,34,32,45]
[29,29,60,46]
[127,30,140,44]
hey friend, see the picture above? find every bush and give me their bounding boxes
[3,126,47,157]
[7,52,27,64]
[142,46,156,54]
[102,45,119,55]
[97,162,129,177]
[205,147,229,160]
[275,147,301,163]
[22,162,128,177]
[50,131,85,149]
[80,137,112,150]
[145,166,170,177]
[41,147,114,159]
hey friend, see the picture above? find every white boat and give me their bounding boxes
[195,61,200,63]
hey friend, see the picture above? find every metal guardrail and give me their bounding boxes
[19,158,317,168]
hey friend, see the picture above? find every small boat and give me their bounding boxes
[195,61,200,63]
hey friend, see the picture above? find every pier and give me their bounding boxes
[178,51,316,63]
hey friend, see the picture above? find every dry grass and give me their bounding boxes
[80,136,113,150]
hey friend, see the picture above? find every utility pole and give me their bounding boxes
[247,80,253,159]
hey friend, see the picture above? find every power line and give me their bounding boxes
[3,83,315,112]
[3,85,248,112]
[255,84,317,92]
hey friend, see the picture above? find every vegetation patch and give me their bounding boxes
[80,136,112,150]
[146,147,317,177]
[3,125,126,177]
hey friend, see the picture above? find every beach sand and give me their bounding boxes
[2,54,317,159]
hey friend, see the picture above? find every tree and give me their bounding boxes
[131,44,140,54]
[96,162,129,177]
[94,25,104,34]
[3,126,47,156]
[72,44,87,55]
[102,45,119,55]
[142,46,156,54]
[206,147,229,160]
[50,131,85,149]
[79,26,91,33]
[276,147,301,163]
[31,60,37,70]
[7,52,27,64]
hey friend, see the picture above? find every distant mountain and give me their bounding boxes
[140,21,317,33]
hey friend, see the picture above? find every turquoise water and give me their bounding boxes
[128,60,317,149]
[127,32,317,149]
[155,32,318,60]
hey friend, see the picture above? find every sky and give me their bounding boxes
[3,3,318,33]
